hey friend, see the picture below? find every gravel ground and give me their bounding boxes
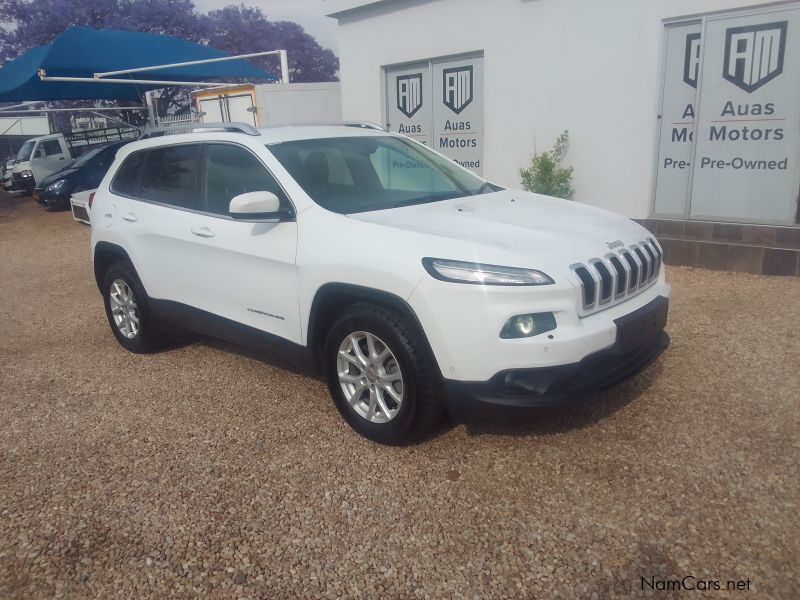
[0,193,798,599]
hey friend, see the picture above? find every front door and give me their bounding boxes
[31,138,70,182]
[182,142,299,344]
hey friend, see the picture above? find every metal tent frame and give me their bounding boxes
[1,50,289,126]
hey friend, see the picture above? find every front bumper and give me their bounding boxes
[443,296,669,420]
[9,177,34,193]
[40,192,71,208]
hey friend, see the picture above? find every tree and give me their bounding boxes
[203,5,339,83]
[0,0,339,131]
[519,130,575,200]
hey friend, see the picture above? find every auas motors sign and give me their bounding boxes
[397,73,423,118]
[386,56,484,174]
[723,21,787,92]
[683,32,701,88]
[671,21,788,149]
[655,8,800,224]
[442,66,473,114]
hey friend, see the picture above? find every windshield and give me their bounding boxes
[268,135,489,213]
[16,140,35,162]
[71,146,105,169]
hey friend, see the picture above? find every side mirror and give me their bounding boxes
[229,191,282,220]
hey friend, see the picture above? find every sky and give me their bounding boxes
[193,0,339,53]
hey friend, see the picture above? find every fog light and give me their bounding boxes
[500,312,556,339]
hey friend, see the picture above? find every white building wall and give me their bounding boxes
[331,0,785,218]
[256,82,342,126]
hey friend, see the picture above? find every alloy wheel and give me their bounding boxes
[337,331,404,423]
[109,279,139,339]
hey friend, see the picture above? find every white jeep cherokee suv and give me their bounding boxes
[90,122,670,444]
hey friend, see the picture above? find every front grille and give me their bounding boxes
[570,238,663,315]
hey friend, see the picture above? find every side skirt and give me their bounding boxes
[149,299,307,369]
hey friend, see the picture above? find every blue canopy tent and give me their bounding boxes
[0,26,277,102]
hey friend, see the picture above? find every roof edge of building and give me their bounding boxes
[326,0,432,19]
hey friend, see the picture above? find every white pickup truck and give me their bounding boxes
[10,133,74,194]
[11,128,139,194]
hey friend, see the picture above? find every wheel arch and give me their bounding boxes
[305,283,439,375]
[93,241,134,292]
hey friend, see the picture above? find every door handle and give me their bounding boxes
[121,213,138,222]
[191,226,215,238]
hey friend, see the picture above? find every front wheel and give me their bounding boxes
[324,303,444,445]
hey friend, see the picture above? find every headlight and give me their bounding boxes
[45,179,67,192]
[20,170,32,178]
[422,258,554,286]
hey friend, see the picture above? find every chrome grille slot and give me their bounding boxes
[622,251,639,291]
[650,240,663,274]
[573,266,596,308]
[642,244,657,281]
[608,256,627,296]
[572,239,663,316]
[590,260,613,303]
[634,247,649,284]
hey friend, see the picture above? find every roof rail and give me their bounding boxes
[342,121,385,131]
[261,121,386,131]
[139,121,261,139]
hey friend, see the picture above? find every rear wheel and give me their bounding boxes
[102,262,165,353]
[324,303,444,445]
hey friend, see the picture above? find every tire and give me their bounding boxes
[323,303,444,445]
[102,262,165,353]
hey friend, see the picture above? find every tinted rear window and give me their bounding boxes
[111,150,147,197]
[140,145,202,209]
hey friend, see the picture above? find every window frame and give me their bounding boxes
[199,142,295,219]
[40,139,63,157]
[109,141,296,222]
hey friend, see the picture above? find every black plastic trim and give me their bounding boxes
[150,299,306,368]
[443,296,670,421]
[93,242,134,291]
[305,282,437,374]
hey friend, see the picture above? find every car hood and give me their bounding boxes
[346,190,652,266]
[38,168,78,190]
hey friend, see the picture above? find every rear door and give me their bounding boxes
[110,143,207,307]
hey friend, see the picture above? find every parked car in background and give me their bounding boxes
[2,158,15,191]
[70,189,94,224]
[11,133,74,194]
[12,127,139,194]
[35,141,129,210]
[90,122,671,445]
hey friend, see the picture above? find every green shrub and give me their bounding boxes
[519,130,575,199]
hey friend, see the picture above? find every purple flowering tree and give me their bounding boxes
[0,0,339,128]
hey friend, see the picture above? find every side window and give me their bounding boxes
[370,146,456,193]
[203,144,288,216]
[111,150,147,197]
[41,140,62,156]
[140,144,202,210]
